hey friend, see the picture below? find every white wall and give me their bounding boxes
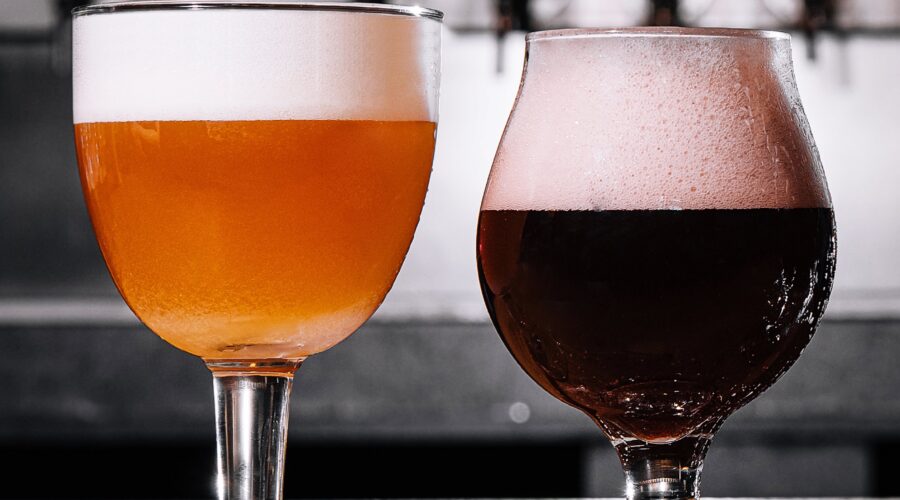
[376,30,900,320]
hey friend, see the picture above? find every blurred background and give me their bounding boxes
[1,0,899,497]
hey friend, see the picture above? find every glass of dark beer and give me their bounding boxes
[477,28,836,499]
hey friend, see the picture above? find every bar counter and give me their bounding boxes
[0,311,897,497]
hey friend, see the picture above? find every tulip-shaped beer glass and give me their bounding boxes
[73,2,441,499]
[478,28,835,499]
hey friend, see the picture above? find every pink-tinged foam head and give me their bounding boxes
[483,28,830,211]
[73,2,441,124]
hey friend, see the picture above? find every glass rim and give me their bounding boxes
[72,1,444,22]
[527,27,790,42]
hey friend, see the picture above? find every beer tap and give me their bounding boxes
[800,0,838,60]
[646,0,683,27]
[496,0,531,73]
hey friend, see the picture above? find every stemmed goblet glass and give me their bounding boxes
[72,2,441,499]
[477,28,835,499]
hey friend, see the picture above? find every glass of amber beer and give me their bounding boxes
[73,2,441,498]
[478,28,835,499]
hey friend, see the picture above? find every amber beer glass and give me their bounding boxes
[73,2,441,498]
[477,28,835,499]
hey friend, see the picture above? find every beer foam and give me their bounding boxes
[73,6,440,123]
[483,29,830,211]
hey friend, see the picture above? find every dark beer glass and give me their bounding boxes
[477,28,836,499]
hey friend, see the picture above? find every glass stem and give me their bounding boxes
[615,434,712,500]
[208,360,302,500]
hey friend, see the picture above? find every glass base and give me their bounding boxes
[209,360,302,500]
[206,359,303,377]
[614,433,713,500]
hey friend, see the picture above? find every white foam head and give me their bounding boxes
[483,28,830,211]
[73,2,441,124]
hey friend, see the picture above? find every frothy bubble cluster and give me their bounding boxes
[484,31,829,211]
[73,7,440,124]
